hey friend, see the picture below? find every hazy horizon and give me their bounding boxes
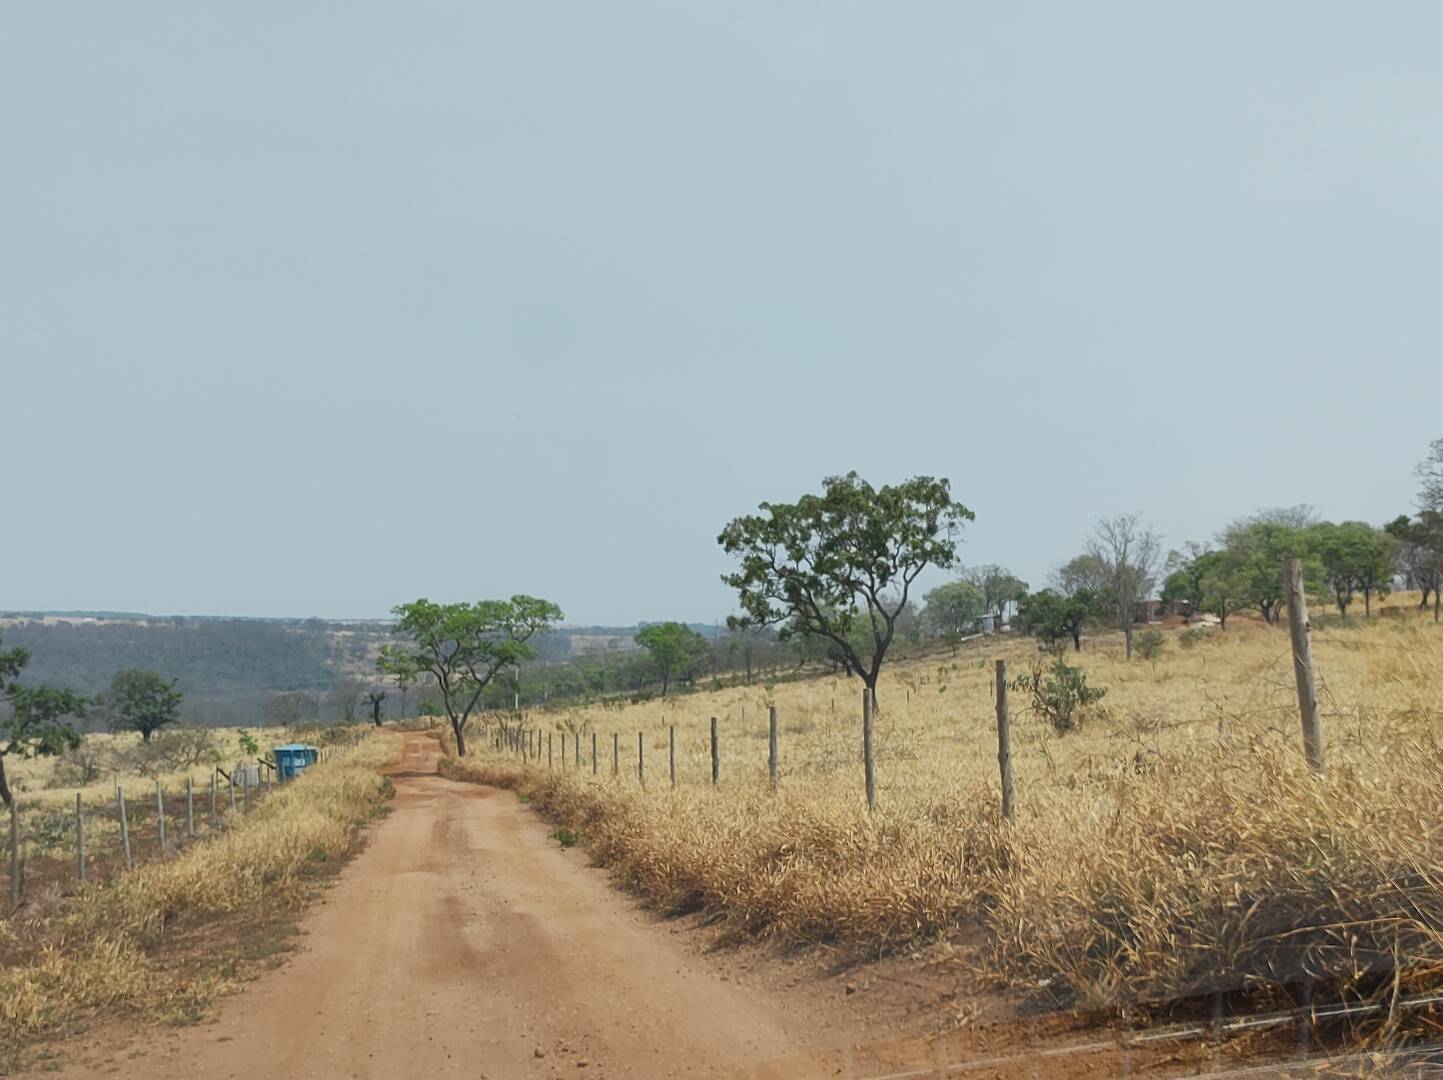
[6,3,1439,624]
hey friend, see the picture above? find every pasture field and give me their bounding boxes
[452,595,1443,1020]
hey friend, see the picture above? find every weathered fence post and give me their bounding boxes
[669,725,676,788]
[187,776,195,838]
[591,731,597,776]
[76,793,85,882]
[612,732,619,777]
[210,770,218,825]
[9,798,19,908]
[996,659,1015,822]
[638,731,645,785]
[548,731,553,767]
[768,705,779,791]
[1285,558,1326,770]
[862,688,876,810]
[229,772,237,816]
[575,728,580,768]
[156,781,166,855]
[710,717,719,786]
[561,731,567,767]
[117,786,133,871]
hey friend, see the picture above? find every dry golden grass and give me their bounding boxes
[0,732,400,1048]
[450,598,1443,1013]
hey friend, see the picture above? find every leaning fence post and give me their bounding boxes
[9,797,19,908]
[710,717,719,786]
[638,731,645,786]
[862,688,876,810]
[1285,558,1326,770]
[156,781,166,855]
[116,786,133,871]
[76,792,85,882]
[768,705,779,791]
[996,659,1015,822]
[187,776,195,838]
[669,725,676,788]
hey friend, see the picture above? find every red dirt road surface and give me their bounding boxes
[43,735,869,1079]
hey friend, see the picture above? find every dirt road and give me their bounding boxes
[48,735,867,1079]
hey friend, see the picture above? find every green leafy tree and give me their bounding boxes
[1010,655,1105,734]
[1217,517,1320,624]
[109,668,183,743]
[1160,542,1211,618]
[718,472,973,697]
[961,565,1029,620]
[1310,521,1394,617]
[1162,545,1247,628]
[634,622,709,696]
[921,580,986,639]
[1016,588,1104,651]
[1387,511,1443,620]
[1,638,87,806]
[379,596,563,756]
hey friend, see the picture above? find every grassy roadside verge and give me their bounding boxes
[0,732,401,1061]
[436,618,1443,1034]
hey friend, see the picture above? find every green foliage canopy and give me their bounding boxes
[110,667,183,742]
[1,636,87,805]
[633,622,709,696]
[718,472,973,691]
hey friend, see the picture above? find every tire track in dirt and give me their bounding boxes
[42,734,859,1079]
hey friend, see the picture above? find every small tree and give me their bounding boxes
[961,564,1029,621]
[1134,628,1166,669]
[920,580,986,639]
[1,638,87,806]
[1016,588,1103,651]
[364,689,388,726]
[1311,521,1394,617]
[110,668,183,743]
[634,622,709,697]
[1218,514,1321,624]
[718,472,973,698]
[379,597,563,756]
[1011,656,1105,734]
[1417,438,1443,513]
[1087,514,1161,661]
[1387,512,1443,621]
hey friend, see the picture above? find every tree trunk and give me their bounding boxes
[0,754,11,807]
[1436,590,1440,623]
[453,721,467,757]
[1364,589,1372,618]
[1071,627,1082,651]
[141,728,152,743]
[1124,621,1134,661]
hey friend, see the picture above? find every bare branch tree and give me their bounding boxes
[1086,513,1162,661]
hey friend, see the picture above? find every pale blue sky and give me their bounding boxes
[4,3,1438,623]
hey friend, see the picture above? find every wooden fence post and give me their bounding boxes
[996,659,1015,822]
[768,705,779,791]
[229,772,237,816]
[575,728,580,768]
[1285,558,1326,770]
[862,688,876,810]
[612,732,619,777]
[710,717,719,786]
[548,731,553,767]
[561,731,566,767]
[210,770,218,826]
[117,787,132,870]
[187,776,195,838]
[76,793,85,882]
[591,731,597,775]
[669,725,676,788]
[156,781,166,855]
[638,731,645,786]
[9,798,18,908]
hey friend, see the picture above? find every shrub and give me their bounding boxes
[1134,628,1167,667]
[1011,657,1106,734]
